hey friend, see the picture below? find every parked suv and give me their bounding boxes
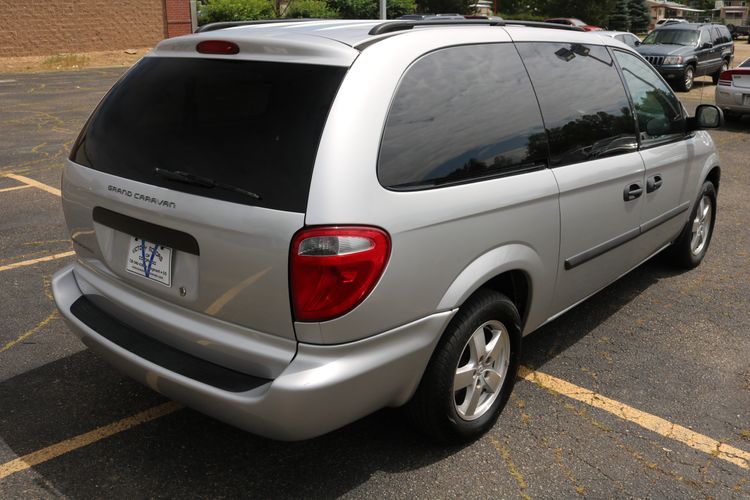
[637,23,734,91]
[53,19,723,443]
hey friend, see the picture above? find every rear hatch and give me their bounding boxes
[65,40,350,342]
[731,68,750,88]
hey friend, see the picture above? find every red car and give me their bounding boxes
[544,18,602,31]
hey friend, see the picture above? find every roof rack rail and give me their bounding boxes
[368,19,585,36]
[195,18,321,33]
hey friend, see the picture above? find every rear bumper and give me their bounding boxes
[716,87,750,114]
[53,264,455,440]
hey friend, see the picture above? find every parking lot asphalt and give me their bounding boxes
[1,67,749,499]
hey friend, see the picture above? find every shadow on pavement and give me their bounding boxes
[0,350,465,497]
[0,256,689,496]
[522,256,686,370]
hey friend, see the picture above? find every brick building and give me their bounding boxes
[0,0,193,57]
[716,0,749,24]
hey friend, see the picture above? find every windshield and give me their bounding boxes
[740,59,750,68]
[642,29,699,46]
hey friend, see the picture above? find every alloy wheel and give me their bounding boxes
[453,320,510,421]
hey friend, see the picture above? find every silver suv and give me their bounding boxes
[53,20,723,442]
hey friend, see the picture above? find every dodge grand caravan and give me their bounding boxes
[53,19,723,443]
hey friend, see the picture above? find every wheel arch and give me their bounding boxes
[437,243,548,334]
[706,165,721,194]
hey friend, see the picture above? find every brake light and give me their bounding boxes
[290,226,391,322]
[718,70,734,86]
[196,40,240,55]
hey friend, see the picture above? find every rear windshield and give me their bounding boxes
[70,57,346,212]
[642,29,699,46]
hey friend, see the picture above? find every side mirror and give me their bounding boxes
[688,104,723,130]
[634,40,641,46]
[701,42,713,49]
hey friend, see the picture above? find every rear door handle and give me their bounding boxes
[647,174,663,193]
[623,182,643,202]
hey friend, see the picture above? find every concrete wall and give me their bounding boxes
[0,0,191,57]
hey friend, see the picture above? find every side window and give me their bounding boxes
[711,27,721,44]
[719,26,731,43]
[514,42,637,167]
[626,34,640,48]
[378,44,548,190]
[617,34,639,48]
[613,50,686,146]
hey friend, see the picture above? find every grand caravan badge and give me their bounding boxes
[108,185,176,209]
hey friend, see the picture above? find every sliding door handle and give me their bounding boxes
[623,182,643,202]
[647,175,663,193]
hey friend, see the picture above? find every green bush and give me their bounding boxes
[198,0,277,24]
[327,0,416,19]
[416,0,471,15]
[496,11,546,21]
[285,0,340,18]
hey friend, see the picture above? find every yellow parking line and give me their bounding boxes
[3,173,61,197]
[0,311,58,354]
[0,185,32,193]
[519,366,750,470]
[0,402,183,480]
[0,251,75,272]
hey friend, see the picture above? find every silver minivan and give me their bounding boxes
[53,20,723,442]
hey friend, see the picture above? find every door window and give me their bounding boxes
[615,34,639,48]
[613,50,686,147]
[515,43,637,167]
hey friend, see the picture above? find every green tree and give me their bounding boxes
[544,0,616,27]
[329,0,416,18]
[416,0,472,14]
[609,0,630,31]
[627,0,650,33]
[285,0,340,17]
[496,0,548,15]
[198,0,276,24]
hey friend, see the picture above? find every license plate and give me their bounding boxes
[125,237,173,287]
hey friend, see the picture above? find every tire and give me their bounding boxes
[712,60,729,85]
[677,65,695,92]
[666,181,717,269]
[406,289,521,443]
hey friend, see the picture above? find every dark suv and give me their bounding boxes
[637,23,734,91]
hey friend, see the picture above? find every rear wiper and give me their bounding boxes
[154,168,261,200]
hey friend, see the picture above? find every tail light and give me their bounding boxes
[718,70,734,86]
[291,226,391,322]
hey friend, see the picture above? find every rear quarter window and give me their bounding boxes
[378,43,548,190]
